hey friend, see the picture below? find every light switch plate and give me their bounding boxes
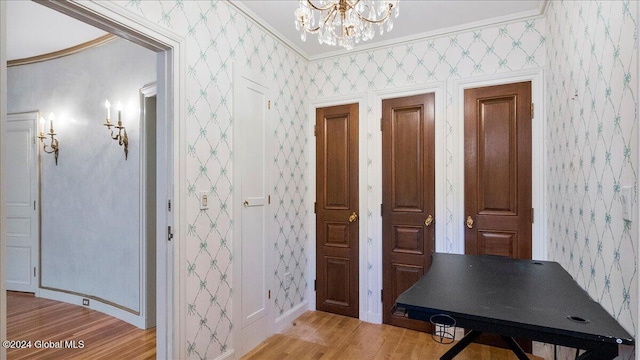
[621,186,633,221]
[200,191,208,210]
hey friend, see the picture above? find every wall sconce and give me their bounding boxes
[38,113,59,165]
[104,100,129,160]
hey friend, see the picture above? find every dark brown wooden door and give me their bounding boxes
[464,82,532,259]
[382,93,435,331]
[464,81,532,352]
[316,103,359,318]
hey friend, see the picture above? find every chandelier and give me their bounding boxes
[295,0,399,50]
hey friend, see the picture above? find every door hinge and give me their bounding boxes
[531,103,534,119]
[268,195,271,204]
[381,289,383,302]
[314,124,318,136]
[380,204,383,216]
[268,290,271,299]
[314,280,317,291]
[268,100,271,110]
[34,201,36,210]
[380,117,383,131]
[168,226,174,241]
[168,199,172,212]
[531,208,534,224]
[314,202,317,214]
[34,267,36,277]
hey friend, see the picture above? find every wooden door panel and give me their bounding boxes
[393,225,424,255]
[325,222,350,247]
[393,265,424,299]
[465,82,532,259]
[324,114,350,209]
[316,103,359,318]
[478,231,516,257]
[392,109,423,211]
[382,93,435,332]
[324,257,350,306]
[478,97,517,215]
[464,81,532,352]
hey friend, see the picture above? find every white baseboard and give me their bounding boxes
[38,288,146,329]
[215,349,234,360]
[274,301,308,333]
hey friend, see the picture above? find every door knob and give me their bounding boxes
[466,216,474,229]
[425,215,434,227]
[348,212,359,223]
[243,200,249,207]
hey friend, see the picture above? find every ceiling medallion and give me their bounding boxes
[295,0,399,50]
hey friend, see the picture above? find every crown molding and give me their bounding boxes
[308,8,546,61]
[230,1,546,62]
[8,34,117,67]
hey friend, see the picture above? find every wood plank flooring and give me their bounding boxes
[242,311,544,360]
[6,291,155,360]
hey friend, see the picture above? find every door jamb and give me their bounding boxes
[1,2,186,359]
[307,94,367,319]
[451,69,546,260]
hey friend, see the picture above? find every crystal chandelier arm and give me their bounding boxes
[306,0,338,12]
[355,3,394,24]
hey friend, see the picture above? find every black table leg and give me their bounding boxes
[500,336,530,360]
[440,330,482,360]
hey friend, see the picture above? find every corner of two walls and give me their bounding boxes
[6,38,156,321]
[545,0,638,357]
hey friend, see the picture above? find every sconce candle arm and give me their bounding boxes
[38,130,59,165]
[103,121,129,160]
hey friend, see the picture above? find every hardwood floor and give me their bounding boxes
[6,291,155,360]
[243,311,544,360]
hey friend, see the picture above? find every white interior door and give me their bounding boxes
[6,112,39,293]
[235,69,273,356]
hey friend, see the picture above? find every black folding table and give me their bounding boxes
[395,253,634,360]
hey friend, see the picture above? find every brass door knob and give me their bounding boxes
[425,215,434,227]
[466,216,474,229]
[348,212,359,223]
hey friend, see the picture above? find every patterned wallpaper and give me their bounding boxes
[308,19,546,319]
[545,0,638,356]
[117,1,308,358]
[109,0,638,359]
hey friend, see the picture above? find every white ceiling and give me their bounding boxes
[7,0,544,61]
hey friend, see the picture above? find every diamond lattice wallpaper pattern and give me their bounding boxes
[108,1,638,359]
[545,0,638,357]
[119,1,308,358]
[308,18,546,319]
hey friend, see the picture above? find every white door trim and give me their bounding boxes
[450,68,546,260]
[1,2,186,359]
[1,2,8,357]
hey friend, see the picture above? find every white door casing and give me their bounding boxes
[233,67,274,357]
[6,112,39,294]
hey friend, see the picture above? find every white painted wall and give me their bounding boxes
[7,38,156,314]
